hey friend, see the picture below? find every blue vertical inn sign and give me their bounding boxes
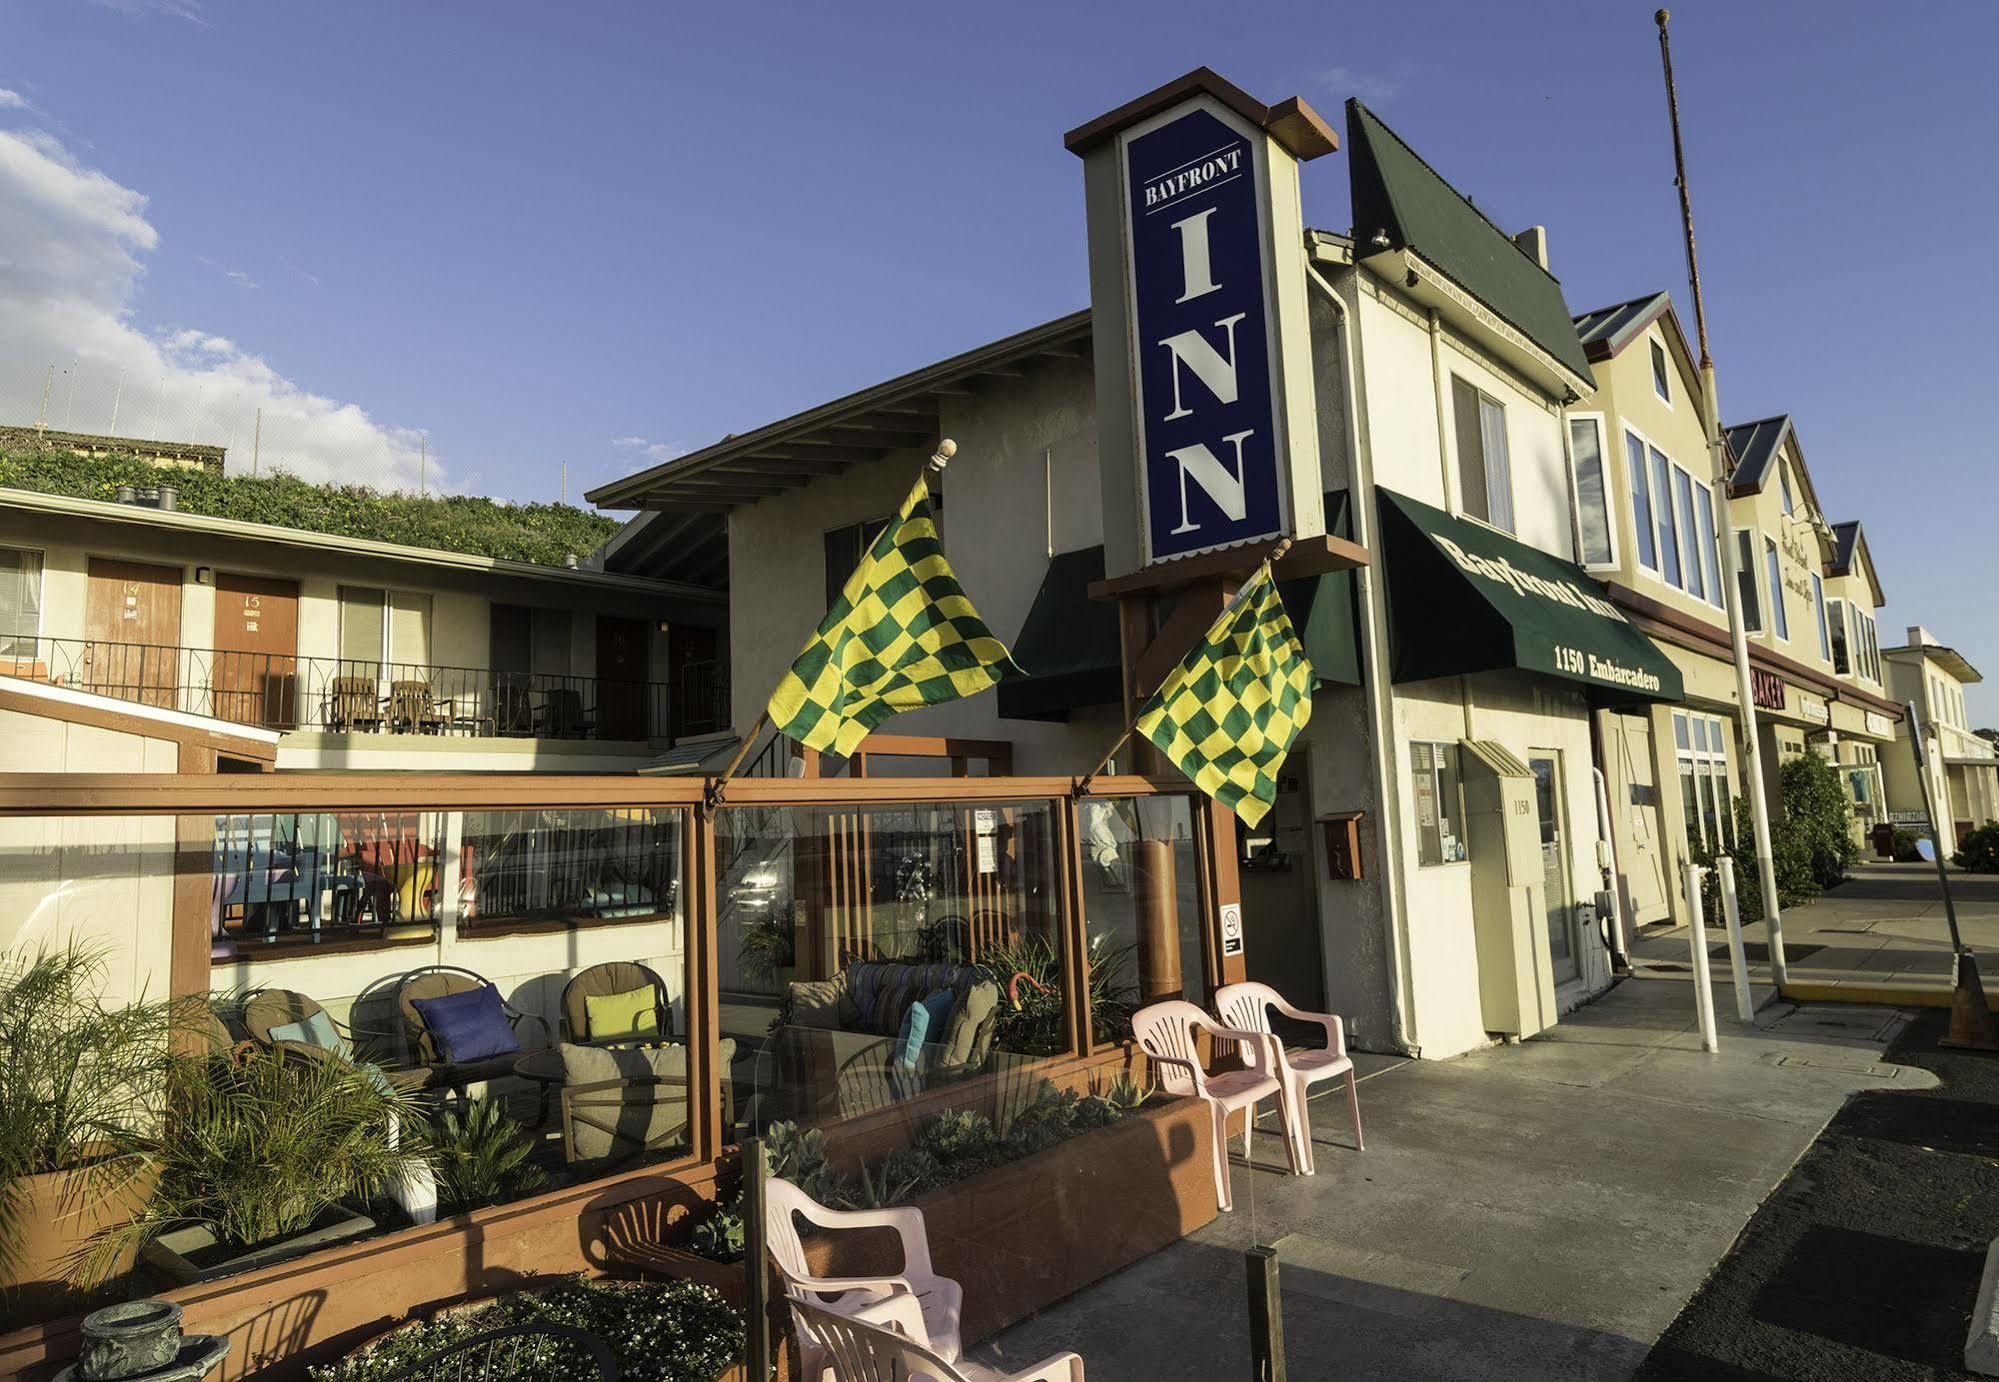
[1123,104,1286,563]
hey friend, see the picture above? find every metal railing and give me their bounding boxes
[213,810,447,948]
[0,634,673,742]
[673,658,729,738]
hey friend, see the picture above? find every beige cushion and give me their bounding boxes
[560,1039,735,1162]
[941,980,1000,1069]
[788,976,856,1030]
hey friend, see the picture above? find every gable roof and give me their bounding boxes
[1723,415,1792,492]
[1345,100,1594,386]
[1829,519,1885,608]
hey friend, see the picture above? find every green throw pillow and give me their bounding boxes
[584,985,660,1042]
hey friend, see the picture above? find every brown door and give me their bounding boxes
[85,558,183,708]
[667,623,720,737]
[214,573,299,729]
[596,615,649,739]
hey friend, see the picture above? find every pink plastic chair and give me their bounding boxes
[1130,999,1296,1212]
[765,1175,965,1379]
[791,1297,1084,1382]
[1215,981,1363,1174]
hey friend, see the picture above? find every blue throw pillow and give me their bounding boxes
[896,988,958,1068]
[413,984,520,1065]
[269,1009,352,1061]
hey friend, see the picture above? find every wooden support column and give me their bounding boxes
[168,744,217,1009]
[688,806,725,1162]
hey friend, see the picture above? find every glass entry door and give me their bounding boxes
[1530,752,1579,985]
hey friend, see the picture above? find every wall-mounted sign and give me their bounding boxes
[1865,711,1896,738]
[1751,668,1787,711]
[1796,691,1831,725]
[1122,102,1286,564]
[1219,901,1244,958]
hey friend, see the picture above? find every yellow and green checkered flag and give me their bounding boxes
[767,475,1023,756]
[1134,567,1313,827]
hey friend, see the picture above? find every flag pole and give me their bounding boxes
[1077,538,1291,793]
[705,438,959,811]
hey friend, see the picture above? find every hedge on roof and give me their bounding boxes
[0,451,619,569]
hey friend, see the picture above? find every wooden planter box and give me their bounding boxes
[141,1208,377,1287]
[804,1095,1216,1345]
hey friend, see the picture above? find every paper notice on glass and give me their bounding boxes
[975,808,998,874]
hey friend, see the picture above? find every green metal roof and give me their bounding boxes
[1346,101,1595,386]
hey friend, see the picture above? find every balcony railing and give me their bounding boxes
[0,634,673,742]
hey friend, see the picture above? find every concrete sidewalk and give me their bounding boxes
[1634,858,1999,1005]
[969,976,1932,1382]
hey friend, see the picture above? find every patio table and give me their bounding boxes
[513,1047,568,1128]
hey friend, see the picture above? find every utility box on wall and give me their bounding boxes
[1459,739,1558,1039]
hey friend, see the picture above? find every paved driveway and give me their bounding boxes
[969,977,1930,1381]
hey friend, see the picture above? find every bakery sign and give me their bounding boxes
[1751,668,1787,711]
[1121,100,1288,564]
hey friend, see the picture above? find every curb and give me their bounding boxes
[1780,980,1951,1009]
[1968,1238,1999,1375]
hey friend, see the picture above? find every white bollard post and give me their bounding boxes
[1717,856,1755,1023]
[1683,860,1720,1052]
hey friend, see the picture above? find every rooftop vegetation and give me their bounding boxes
[0,451,619,569]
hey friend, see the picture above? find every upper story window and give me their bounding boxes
[1650,338,1672,405]
[1568,415,1614,568]
[491,604,573,679]
[1763,537,1789,641]
[0,545,43,660]
[339,586,433,671]
[1852,608,1880,684]
[1652,448,1681,588]
[823,515,893,606]
[1626,432,1657,571]
[1811,573,1831,663]
[1733,530,1763,633]
[1778,466,1796,517]
[1827,597,1850,675]
[1450,376,1514,533]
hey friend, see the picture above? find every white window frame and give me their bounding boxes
[1566,412,1617,571]
[1691,477,1722,608]
[0,544,46,661]
[1649,333,1673,408]
[1778,465,1796,517]
[1810,573,1831,664]
[1732,528,1765,633]
[1672,709,1734,851]
[1449,374,1515,537]
[1763,535,1789,642]
[1625,427,1661,576]
[1826,597,1851,675]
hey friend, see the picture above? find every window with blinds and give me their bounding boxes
[1450,376,1513,533]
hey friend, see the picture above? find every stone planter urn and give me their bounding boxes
[53,1300,227,1381]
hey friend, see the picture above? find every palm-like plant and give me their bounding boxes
[84,1045,434,1279]
[427,1097,545,1213]
[0,942,190,1288]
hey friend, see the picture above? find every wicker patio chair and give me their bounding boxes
[559,961,675,1046]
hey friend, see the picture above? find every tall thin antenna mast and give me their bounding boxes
[1656,7,1788,987]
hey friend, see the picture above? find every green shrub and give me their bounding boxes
[1691,798,1817,927]
[426,1098,545,1214]
[0,452,618,568]
[1781,752,1862,891]
[686,1192,745,1264]
[1955,825,1999,873]
[1891,827,1925,863]
[310,1275,742,1382]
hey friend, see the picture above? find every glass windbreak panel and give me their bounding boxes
[1078,795,1203,1046]
[0,803,695,1330]
[721,798,1069,1149]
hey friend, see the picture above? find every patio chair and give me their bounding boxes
[387,679,453,735]
[1215,981,1363,1174]
[557,1038,733,1164]
[560,961,675,1047]
[325,676,385,733]
[1130,1000,1296,1213]
[537,686,595,739]
[492,676,535,736]
[396,965,545,1095]
[765,1175,965,1377]
[790,1298,1083,1382]
[242,987,427,1093]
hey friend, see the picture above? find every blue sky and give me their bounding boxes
[4,1,1997,719]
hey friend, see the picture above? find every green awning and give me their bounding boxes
[1378,488,1682,704]
[998,546,1124,721]
[1279,489,1361,687]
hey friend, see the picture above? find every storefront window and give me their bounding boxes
[1411,742,1467,865]
[1079,795,1204,1045]
[1674,711,1734,852]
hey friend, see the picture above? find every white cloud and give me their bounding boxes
[1319,63,1416,108]
[0,90,27,112]
[93,0,207,23]
[612,435,682,463]
[0,120,431,490]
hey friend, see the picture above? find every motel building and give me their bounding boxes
[590,73,1725,1061]
[1568,297,1903,930]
